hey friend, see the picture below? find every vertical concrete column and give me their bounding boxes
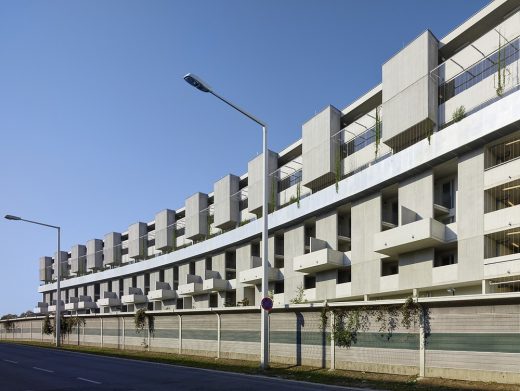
[178,315,182,354]
[216,313,221,359]
[330,311,336,370]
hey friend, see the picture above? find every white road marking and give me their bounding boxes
[32,366,54,373]
[77,377,101,385]
[3,359,18,364]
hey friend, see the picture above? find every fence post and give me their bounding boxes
[419,307,426,378]
[147,317,151,352]
[178,314,182,355]
[122,317,126,350]
[216,312,221,359]
[100,317,104,348]
[330,311,335,370]
[41,319,43,342]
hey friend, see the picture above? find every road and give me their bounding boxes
[0,343,375,391]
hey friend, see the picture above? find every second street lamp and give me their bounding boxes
[183,73,270,369]
[4,214,62,347]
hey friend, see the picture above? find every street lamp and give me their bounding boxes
[4,214,62,347]
[183,73,270,369]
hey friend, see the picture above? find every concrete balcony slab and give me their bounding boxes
[293,248,347,273]
[374,218,446,256]
[239,266,281,285]
[148,289,177,301]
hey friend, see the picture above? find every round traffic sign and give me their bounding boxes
[261,297,273,312]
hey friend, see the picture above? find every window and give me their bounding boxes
[225,291,236,307]
[205,257,212,271]
[209,293,218,308]
[304,275,316,289]
[189,262,195,275]
[176,298,184,310]
[381,260,398,276]
[278,169,302,192]
[159,269,165,282]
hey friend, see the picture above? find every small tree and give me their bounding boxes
[290,284,308,304]
[452,105,466,123]
[42,315,53,335]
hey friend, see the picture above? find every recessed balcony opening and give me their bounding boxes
[485,228,520,258]
[433,160,457,224]
[144,273,150,295]
[337,267,351,284]
[274,281,284,294]
[304,221,316,254]
[225,250,236,280]
[176,298,184,310]
[304,275,316,289]
[486,132,520,169]
[225,291,236,307]
[205,257,212,271]
[189,261,195,276]
[251,242,260,258]
[485,178,520,213]
[274,235,284,269]
[338,207,352,252]
[434,246,458,267]
[209,293,218,308]
[488,275,520,294]
[381,186,398,230]
[381,259,398,276]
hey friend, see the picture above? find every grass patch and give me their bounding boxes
[1,339,517,391]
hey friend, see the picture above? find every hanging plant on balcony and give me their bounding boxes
[496,35,506,97]
[269,175,277,213]
[335,140,341,193]
[296,181,301,208]
[375,106,382,156]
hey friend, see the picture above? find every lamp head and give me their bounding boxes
[183,73,212,93]
[4,214,21,221]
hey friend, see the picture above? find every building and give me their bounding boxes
[35,0,520,316]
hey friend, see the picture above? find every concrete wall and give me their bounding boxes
[214,174,240,230]
[457,149,485,282]
[70,245,87,276]
[247,150,278,215]
[103,233,121,267]
[3,302,519,385]
[185,193,208,241]
[382,31,438,149]
[302,105,342,190]
[39,256,52,283]
[87,239,103,271]
[351,194,381,297]
[284,224,305,303]
[128,222,147,260]
[155,209,175,252]
[315,210,339,301]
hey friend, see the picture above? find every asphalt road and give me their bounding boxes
[0,343,375,391]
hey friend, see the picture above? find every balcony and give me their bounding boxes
[293,246,348,273]
[97,292,121,308]
[76,296,98,310]
[374,218,447,256]
[148,282,177,301]
[33,302,48,315]
[121,288,148,305]
[336,282,352,298]
[64,297,80,311]
[178,275,204,296]
[239,265,282,285]
[48,301,64,313]
[203,278,229,292]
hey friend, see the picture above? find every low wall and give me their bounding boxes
[1,301,519,384]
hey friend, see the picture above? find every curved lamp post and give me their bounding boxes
[4,214,62,347]
[183,74,270,369]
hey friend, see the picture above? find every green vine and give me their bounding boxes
[375,106,382,156]
[296,181,301,208]
[269,175,277,213]
[134,308,154,335]
[43,315,53,335]
[496,35,505,97]
[335,140,341,193]
[320,297,423,348]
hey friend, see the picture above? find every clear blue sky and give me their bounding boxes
[0,0,489,315]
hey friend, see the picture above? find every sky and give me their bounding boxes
[0,0,490,315]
